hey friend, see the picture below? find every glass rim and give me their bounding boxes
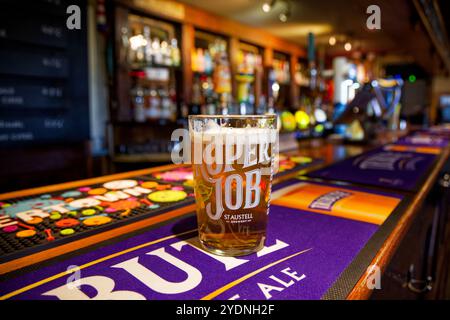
[188,114,276,120]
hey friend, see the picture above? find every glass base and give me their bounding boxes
[199,237,265,257]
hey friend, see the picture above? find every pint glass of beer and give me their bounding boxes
[189,115,278,256]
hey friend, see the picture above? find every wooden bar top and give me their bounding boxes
[1,131,449,300]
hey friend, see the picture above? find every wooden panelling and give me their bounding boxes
[264,47,273,68]
[182,5,305,57]
[181,23,194,104]
[229,36,240,99]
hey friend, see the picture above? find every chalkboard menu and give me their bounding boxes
[0,0,89,146]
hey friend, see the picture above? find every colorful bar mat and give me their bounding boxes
[0,155,320,266]
[307,146,438,191]
[0,181,403,300]
[0,178,195,264]
[424,125,450,137]
[394,134,449,148]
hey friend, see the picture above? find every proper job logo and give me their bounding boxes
[171,125,278,221]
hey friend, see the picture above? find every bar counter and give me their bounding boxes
[0,131,449,300]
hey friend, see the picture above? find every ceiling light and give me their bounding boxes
[344,42,352,51]
[329,36,336,46]
[279,12,288,22]
[262,1,275,13]
[278,0,291,22]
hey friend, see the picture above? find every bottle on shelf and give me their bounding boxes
[248,91,255,114]
[128,28,137,64]
[239,101,247,115]
[219,92,231,115]
[205,95,217,115]
[204,49,213,74]
[143,26,152,65]
[147,86,161,120]
[132,84,146,122]
[181,100,189,118]
[213,51,232,95]
[124,19,182,127]
[197,48,205,73]
[120,26,129,63]
[135,33,146,65]
[152,37,163,65]
[161,40,171,66]
[257,95,268,115]
[171,38,181,67]
[160,87,172,120]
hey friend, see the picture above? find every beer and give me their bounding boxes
[189,115,277,256]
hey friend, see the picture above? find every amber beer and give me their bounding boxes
[189,115,277,256]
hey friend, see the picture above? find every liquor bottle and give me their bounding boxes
[213,51,231,94]
[219,92,230,115]
[204,50,212,74]
[248,90,255,114]
[135,33,145,65]
[128,28,138,64]
[132,84,146,122]
[152,38,163,65]
[181,100,189,118]
[205,95,216,115]
[257,94,267,115]
[147,86,161,119]
[161,41,171,66]
[143,26,152,65]
[197,48,205,73]
[121,26,129,64]
[160,88,171,119]
[171,38,181,67]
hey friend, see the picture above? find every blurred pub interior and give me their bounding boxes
[0,0,449,192]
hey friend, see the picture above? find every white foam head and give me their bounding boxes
[190,119,277,144]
